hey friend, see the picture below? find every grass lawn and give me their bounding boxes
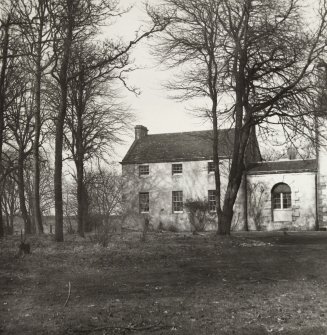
[1,231,327,334]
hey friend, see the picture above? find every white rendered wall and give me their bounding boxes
[246,172,316,231]
[318,132,327,228]
[122,160,245,231]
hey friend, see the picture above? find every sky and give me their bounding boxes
[108,0,212,162]
[107,0,320,162]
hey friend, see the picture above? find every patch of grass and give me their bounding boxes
[1,231,327,334]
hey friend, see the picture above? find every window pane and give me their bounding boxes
[172,164,183,174]
[208,190,216,211]
[139,165,149,176]
[273,183,291,194]
[283,193,291,209]
[208,162,215,173]
[139,192,149,213]
[272,183,291,209]
[172,191,183,212]
[273,193,281,209]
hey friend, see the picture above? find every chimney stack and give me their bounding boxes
[287,146,297,160]
[135,125,148,140]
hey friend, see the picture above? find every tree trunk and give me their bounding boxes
[211,100,223,232]
[5,205,10,232]
[33,0,47,235]
[76,157,84,237]
[0,16,10,239]
[76,65,85,237]
[244,175,249,231]
[215,22,251,235]
[18,153,32,234]
[33,43,44,234]
[0,195,4,238]
[9,200,14,234]
[54,108,65,241]
[218,126,252,235]
[219,179,242,235]
[83,188,90,232]
[54,0,74,242]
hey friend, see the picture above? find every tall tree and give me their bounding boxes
[65,43,133,237]
[6,75,35,234]
[50,0,169,241]
[14,0,52,234]
[0,151,19,235]
[1,171,19,234]
[0,5,13,238]
[50,0,77,242]
[151,0,327,234]
[0,2,25,237]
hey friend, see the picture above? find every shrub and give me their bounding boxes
[158,221,164,231]
[167,224,179,233]
[90,222,111,247]
[65,218,75,235]
[140,215,151,242]
[184,198,210,233]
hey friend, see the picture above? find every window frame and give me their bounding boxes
[172,163,183,175]
[272,183,292,210]
[208,162,215,173]
[208,190,216,212]
[208,161,223,173]
[139,165,149,177]
[172,191,183,213]
[139,192,149,213]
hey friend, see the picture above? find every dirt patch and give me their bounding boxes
[1,231,327,334]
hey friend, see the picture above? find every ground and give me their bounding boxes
[1,231,327,334]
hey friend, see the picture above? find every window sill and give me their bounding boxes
[273,220,292,223]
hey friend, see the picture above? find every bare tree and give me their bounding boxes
[13,0,53,234]
[150,0,327,234]
[38,155,54,216]
[0,2,15,238]
[5,73,35,234]
[86,167,123,230]
[64,42,133,237]
[50,0,169,241]
[49,0,76,242]
[1,174,19,234]
[0,153,19,235]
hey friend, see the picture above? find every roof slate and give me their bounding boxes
[122,129,234,164]
[247,159,317,174]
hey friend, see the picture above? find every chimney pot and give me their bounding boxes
[287,147,297,160]
[135,125,148,140]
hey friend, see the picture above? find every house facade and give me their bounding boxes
[121,125,326,231]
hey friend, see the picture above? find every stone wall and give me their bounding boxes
[246,172,317,231]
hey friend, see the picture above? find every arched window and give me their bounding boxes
[272,183,291,209]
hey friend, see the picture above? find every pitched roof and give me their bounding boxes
[122,128,234,164]
[247,159,317,175]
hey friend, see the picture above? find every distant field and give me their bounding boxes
[1,231,327,334]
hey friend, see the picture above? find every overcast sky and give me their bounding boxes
[108,0,320,162]
[107,0,212,161]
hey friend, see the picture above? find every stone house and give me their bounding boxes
[121,125,324,231]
